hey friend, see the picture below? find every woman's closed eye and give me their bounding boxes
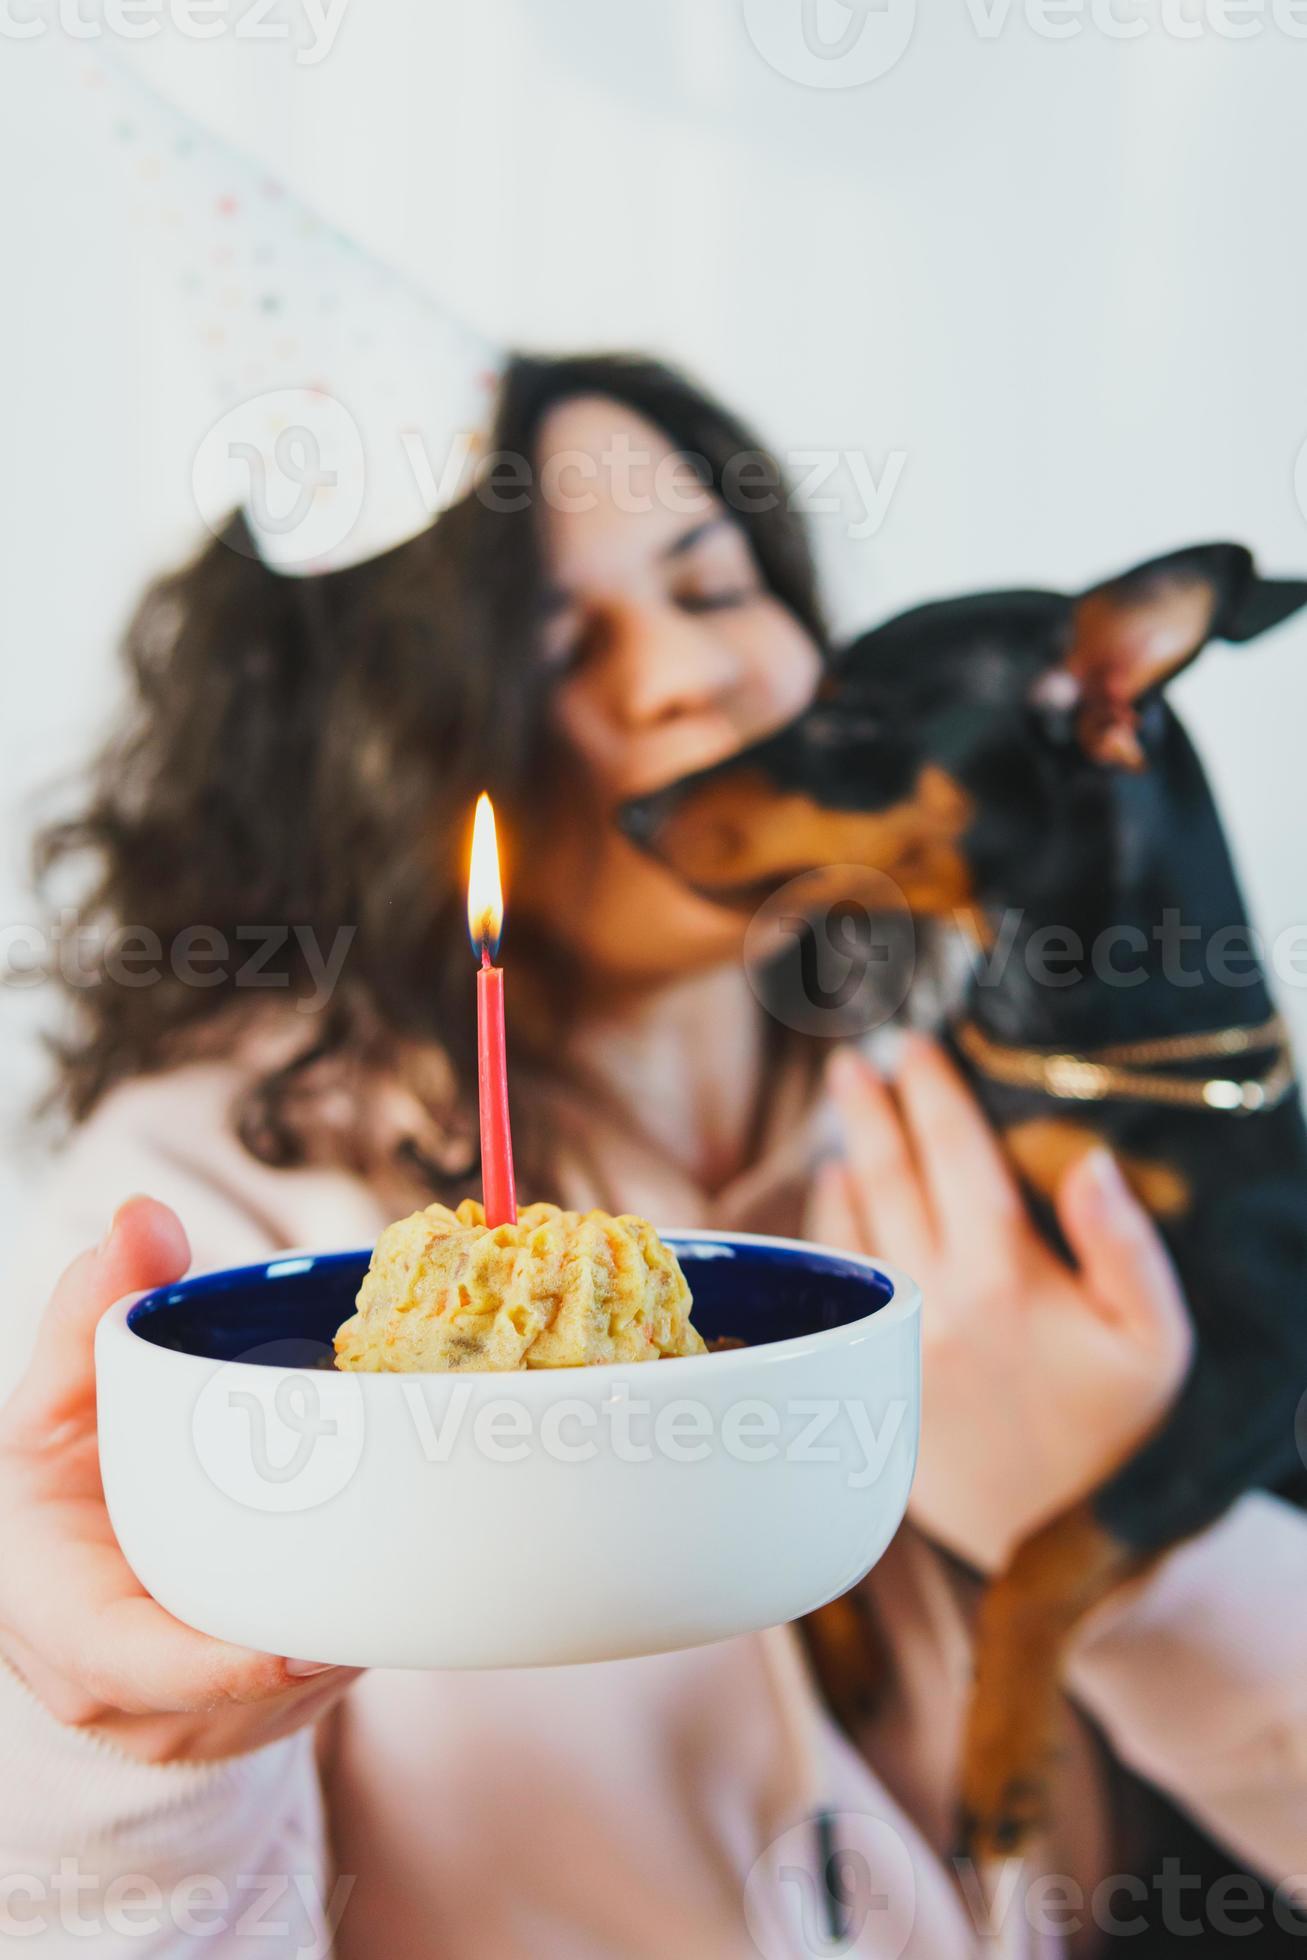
[675,582,761,615]
[670,523,765,615]
[537,577,763,674]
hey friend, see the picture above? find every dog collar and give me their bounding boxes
[955,1012,1295,1115]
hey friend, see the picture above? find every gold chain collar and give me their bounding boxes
[956,1012,1296,1115]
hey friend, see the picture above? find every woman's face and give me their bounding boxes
[518,395,823,990]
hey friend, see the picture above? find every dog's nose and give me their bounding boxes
[618,788,675,851]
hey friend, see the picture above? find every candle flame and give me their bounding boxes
[467,792,504,957]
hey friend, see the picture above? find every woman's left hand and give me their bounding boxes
[806,1036,1194,1574]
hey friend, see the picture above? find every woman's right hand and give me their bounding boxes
[0,1197,359,1764]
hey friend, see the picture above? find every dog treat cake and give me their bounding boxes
[334,1199,705,1372]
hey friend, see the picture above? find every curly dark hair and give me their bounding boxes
[35,352,826,1197]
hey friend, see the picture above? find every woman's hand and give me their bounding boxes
[0,1198,359,1763]
[807,1038,1194,1574]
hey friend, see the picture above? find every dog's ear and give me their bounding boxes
[1046,544,1307,769]
[1217,549,1307,643]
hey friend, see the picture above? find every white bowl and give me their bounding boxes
[96,1231,920,1670]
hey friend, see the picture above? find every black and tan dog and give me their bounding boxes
[622,542,1307,1867]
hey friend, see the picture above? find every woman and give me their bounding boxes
[1,356,1303,1957]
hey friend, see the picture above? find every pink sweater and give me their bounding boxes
[5,1051,1307,1957]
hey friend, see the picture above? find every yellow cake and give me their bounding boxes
[334,1198,706,1373]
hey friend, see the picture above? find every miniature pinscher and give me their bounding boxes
[622,542,1307,1866]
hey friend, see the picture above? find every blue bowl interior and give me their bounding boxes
[127,1236,895,1367]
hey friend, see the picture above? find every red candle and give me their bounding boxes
[468,793,517,1226]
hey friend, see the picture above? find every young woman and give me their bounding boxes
[1,357,1303,1957]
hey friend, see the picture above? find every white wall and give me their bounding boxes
[4,0,1306,1246]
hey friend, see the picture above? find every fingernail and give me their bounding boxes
[828,1048,864,1098]
[98,1195,150,1256]
[865,1024,906,1079]
[1081,1146,1126,1204]
[284,1659,337,1678]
